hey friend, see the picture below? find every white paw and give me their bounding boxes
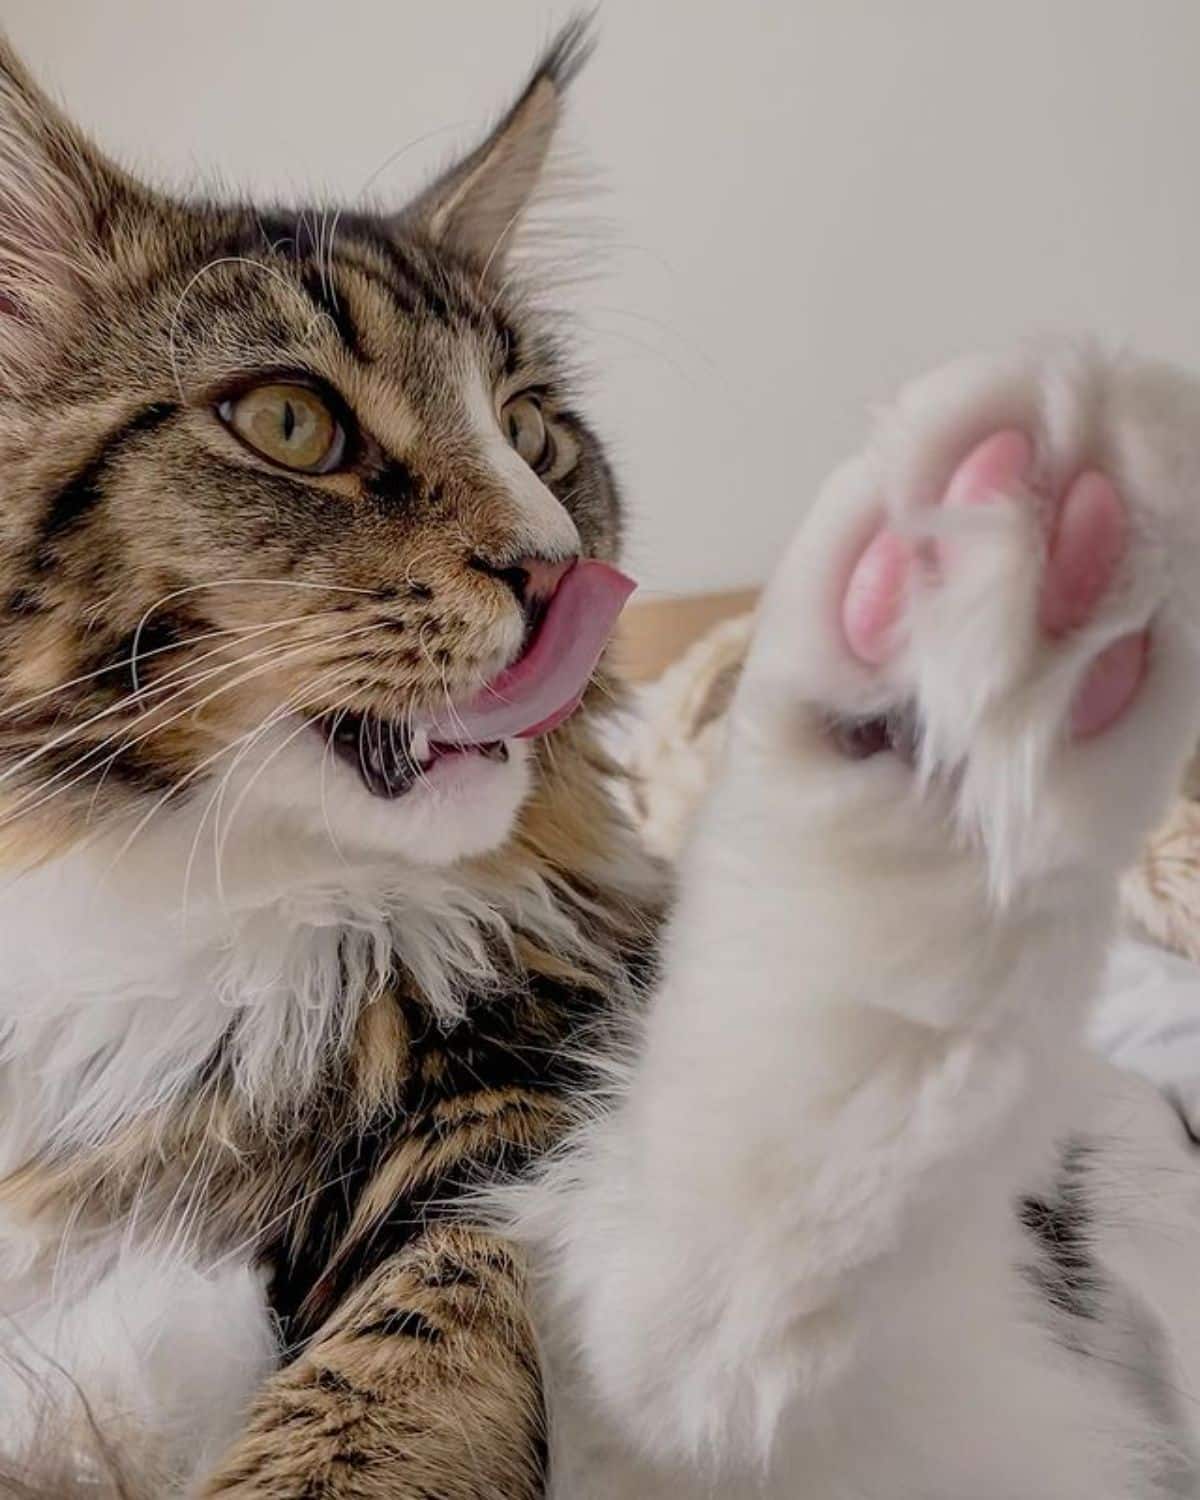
[737,340,1200,897]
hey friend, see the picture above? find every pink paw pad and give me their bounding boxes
[841,529,911,666]
[839,430,1147,739]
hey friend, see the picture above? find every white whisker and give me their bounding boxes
[128,577,383,692]
[1,621,389,834]
[0,614,357,810]
[210,666,367,908]
[166,256,319,404]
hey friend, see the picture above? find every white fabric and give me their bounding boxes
[1095,936,1200,1133]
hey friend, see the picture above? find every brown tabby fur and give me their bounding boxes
[0,20,663,1497]
[202,1225,548,1499]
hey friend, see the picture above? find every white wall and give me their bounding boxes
[6,1,1200,598]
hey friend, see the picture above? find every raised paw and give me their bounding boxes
[740,342,1200,894]
[841,428,1148,739]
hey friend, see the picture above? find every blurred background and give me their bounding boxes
[6,0,1200,605]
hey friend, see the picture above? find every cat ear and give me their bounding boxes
[0,38,135,373]
[401,16,594,272]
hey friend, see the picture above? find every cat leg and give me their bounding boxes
[528,341,1200,1492]
[198,1224,545,1500]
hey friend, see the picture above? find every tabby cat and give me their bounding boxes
[7,17,1200,1500]
[0,20,657,1498]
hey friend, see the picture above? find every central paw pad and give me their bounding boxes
[840,429,1148,739]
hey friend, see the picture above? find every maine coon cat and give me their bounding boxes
[0,21,661,1498]
[4,16,1200,1500]
[517,344,1200,1496]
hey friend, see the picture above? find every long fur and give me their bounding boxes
[7,18,1200,1497]
[0,19,667,1498]
[504,341,1200,1498]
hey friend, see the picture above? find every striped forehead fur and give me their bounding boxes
[0,17,618,850]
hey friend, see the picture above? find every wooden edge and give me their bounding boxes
[614,588,759,683]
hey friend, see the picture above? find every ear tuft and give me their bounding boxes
[403,13,597,273]
[532,12,598,94]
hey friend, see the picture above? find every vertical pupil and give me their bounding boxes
[282,399,296,442]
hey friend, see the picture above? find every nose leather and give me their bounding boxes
[471,553,575,608]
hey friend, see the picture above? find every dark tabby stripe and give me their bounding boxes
[325,246,424,321]
[299,265,369,364]
[364,456,419,510]
[201,1225,550,1500]
[264,977,604,1344]
[1019,1139,1103,1323]
[356,1307,443,1342]
[339,223,455,326]
[34,400,177,567]
[251,210,459,328]
[79,606,206,703]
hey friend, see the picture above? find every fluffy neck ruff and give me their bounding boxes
[0,715,660,1173]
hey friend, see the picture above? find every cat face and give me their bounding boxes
[0,23,623,865]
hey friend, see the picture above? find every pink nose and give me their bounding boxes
[471,553,576,608]
[520,555,575,603]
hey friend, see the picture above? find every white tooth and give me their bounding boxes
[411,729,430,762]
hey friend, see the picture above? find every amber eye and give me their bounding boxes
[218,382,346,473]
[502,394,553,473]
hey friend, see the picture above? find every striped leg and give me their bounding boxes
[200,1225,545,1500]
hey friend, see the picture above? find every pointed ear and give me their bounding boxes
[0,37,137,378]
[402,16,594,272]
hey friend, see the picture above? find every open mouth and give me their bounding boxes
[318,712,509,799]
[317,559,636,800]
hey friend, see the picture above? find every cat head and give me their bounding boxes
[0,20,630,871]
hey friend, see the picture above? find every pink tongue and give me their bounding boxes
[423,560,636,745]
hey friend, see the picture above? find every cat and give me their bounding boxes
[0,20,663,1499]
[512,343,1200,1496]
[4,16,1200,1500]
